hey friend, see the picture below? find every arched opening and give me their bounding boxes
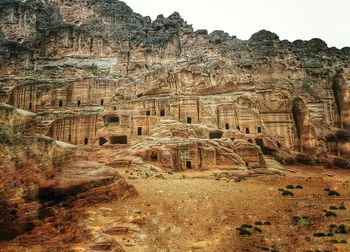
[187,117,192,124]
[59,100,63,107]
[225,123,230,130]
[151,152,158,161]
[246,128,250,134]
[99,137,108,146]
[100,99,104,106]
[209,130,223,139]
[110,135,128,145]
[186,161,192,169]
[77,100,81,107]
[84,138,89,145]
[107,116,119,123]
[137,127,142,136]
[257,127,262,133]
[160,109,165,117]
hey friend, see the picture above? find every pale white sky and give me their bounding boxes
[124,0,350,49]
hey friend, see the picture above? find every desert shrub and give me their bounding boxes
[286,185,295,189]
[329,205,338,210]
[264,221,272,225]
[255,221,263,225]
[282,190,294,197]
[239,229,251,236]
[340,240,348,244]
[327,232,334,236]
[241,224,253,229]
[292,216,301,225]
[313,232,326,237]
[325,211,337,217]
[339,205,346,210]
[328,190,340,196]
[296,185,303,189]
[330,239,339,243]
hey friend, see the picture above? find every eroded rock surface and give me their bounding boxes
[1,0,350,245]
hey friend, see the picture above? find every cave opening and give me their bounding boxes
[237,126,241,131]
[246,128,250,134]
[256,138,275,155]
[84,138,89,145]
[225,123,230,130]
[151,152,158,161]
[29,102,32,110]
[186,161,192,169]
[68,134,72,142]
[59,100,63,107]
[99,137,108,146]
[209,130,223,139]
[137,127,142,136]
[77,100,81,107]
[146,110,151,116]
[100,99,104,106]
[257,127,262,133]
[160,109,165,117]
[248,139,253,143]
[110,135,128,145]
[187,117,192,124]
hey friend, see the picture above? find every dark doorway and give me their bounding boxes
[100,99,104,106]
[160,109,165,117]
[257,127,262,133]
[29,102,32,110]
[99,137,108,146]
[113,107,117,111]
[186,161,192,169]
[237,126,241,131]
[110,135,128,145]
[137,127,142,136]
[68,134,72,142]
[187,117,192,124]
[77,100,81,107]
[146,110,151,116]
[151,152,158,161]
[209,130,223,139]
[84,138,89,145]
[248,139,253,143]
[246,128,250,134]
[108,116,119,123]
[59,100,63,107]
[256,138,275,155]
[225,123,230,130]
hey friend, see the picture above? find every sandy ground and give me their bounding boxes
[1,165,350,252]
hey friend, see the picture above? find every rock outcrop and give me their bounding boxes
[1,0,350,241]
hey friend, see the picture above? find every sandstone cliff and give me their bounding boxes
[1,0,350,242]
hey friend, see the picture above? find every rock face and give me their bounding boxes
[1,0,350,239]
[0,104,136,240]
[1,0,349,165]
